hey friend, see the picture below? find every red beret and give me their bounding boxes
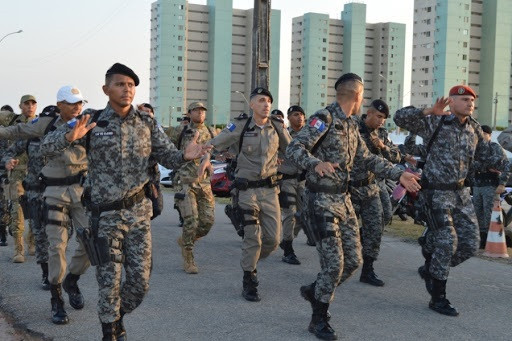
[449,85,476,98]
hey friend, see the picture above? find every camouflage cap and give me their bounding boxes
[20,94,37,104]
[187,101,207,111]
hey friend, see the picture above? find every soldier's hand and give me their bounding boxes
[399,171,421,192]
[314,162,339,177]
[404,154,417,167]
[184,131,213,161]
[5,159,18,171]
[495,184,506,194]
[65,114,97,142]
[423,97,452,116]
[488,168,501,174]
[371,137,386,150]
[197,156,213,179]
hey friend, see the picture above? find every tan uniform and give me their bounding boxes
[39,116,90,284]
[210,114,291,271]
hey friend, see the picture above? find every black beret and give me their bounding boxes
[287,105,305,116]
[250,87,273,103]
[1,105,14,113]
[334,72,363,90]
[106,63,140,86]
[370,99,389,118]
[271,109,284,118]
[41,105,60,117]
[481,125,492,134]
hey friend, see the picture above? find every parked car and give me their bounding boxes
[210,160,231,196]
[158,164,174,188]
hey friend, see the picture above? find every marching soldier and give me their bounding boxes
[206,87,292,302]
[42,63,209,340]
[286,73,420,340]
[395,85,508,316]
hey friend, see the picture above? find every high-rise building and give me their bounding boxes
[150,0,280,126]
[411,0,512,127]
[289,2,406,128]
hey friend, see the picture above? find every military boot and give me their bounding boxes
[429,278,459,316]
[242,270,260,302]
[101,322,117,341]
[280,240,301,265]
[418,248,433,295]
[62,273,85,309]
[114,310,127,341]
[40,262,50,291]
[12,235,25,263]
[0,225,7,246]
[50,284,69,324]
[183,249,198,274]
[300,282,331,321]
[359,257,384,286]
[309,300,337,340]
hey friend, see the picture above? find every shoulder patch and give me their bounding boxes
[67,117,78,128]
[31,118,39,124]
[226,122,236,132]
[310,117,326,132]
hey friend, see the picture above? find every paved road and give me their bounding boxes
[1,191,511,340]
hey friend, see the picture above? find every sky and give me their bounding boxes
[0,0,414,114]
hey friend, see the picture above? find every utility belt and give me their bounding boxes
[306,181,348,194]
[421,178,468,191]
[233,174,282,191]
[83,188,146,215]
[278,172,303,181]
[349,174,376,188]
[474,172,499,187]
[22,180,44,192]
[39,172,85,187]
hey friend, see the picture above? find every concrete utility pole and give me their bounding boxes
[251,0,270,90]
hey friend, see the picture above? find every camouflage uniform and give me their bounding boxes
[42,103,186,324]
[350,117,402,262]
[394,108,507,281]
[171,122,215,272]
[286,101,403,304]
[278,126,306,263]
[209,113,291,299]
[0,111,35,259]
[471,142,508,234]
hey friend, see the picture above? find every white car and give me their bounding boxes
[158,164,174,188]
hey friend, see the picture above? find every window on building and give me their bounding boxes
[322,47,326,52]
[465,4,469,10]
[463,42,468,48]
[178,35,183,41]
[321,93,325,98]
[323,38,326,43]
[177,76,182,81]
[177,107,182,112]
[462,54,467,60]
[177,87,182,91]
[463,29,468,35]
[322,56,326,61]
[427,6,431,12]
[178,15,183,20]
[322,75,326,79]
[177,66,182,71]
[322,66,326,70]
[461,67,466,73]
[178,4,184,9]
[178,56,182,61]
[178,46,182,51]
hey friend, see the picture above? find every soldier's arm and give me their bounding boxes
[150,119,186,170]
[394,106,438,139]
[355,131,403,181]
[0,116,52,140]
[208,119,244,151]
[40,121,86,157]
[285,111,330,171]
[379,131,402,163]
[0,140,26,167]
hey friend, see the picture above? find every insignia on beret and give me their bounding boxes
[458,87,465,95]
[258,88,262,94]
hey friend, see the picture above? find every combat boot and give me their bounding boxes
[114,310,127,341]
[280,240,301,265]
[359,257,384,286]
[300,282,331,321]
[242,270,260,302]
[12,235,25,263]
[40,262,50,291]
[101,322,117,341]
[62,273,85,309]
[50,284,69,324]
[0,225,7,246]
[183,249,198,274]
[429,278,459,316]
[309,300,337,340]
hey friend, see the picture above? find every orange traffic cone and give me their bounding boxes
[483,198,509,258]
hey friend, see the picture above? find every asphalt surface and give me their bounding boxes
[1,191,511,340]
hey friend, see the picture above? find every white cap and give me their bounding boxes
[56,85,87,104]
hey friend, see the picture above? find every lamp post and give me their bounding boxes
[0,30,23,45]
[168,106,175,127]
[234,91,250,116]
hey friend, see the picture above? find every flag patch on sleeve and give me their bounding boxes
[310,118,326,132]
[31,118,39,124]
[227,122,236,132]
[67,118,77,128]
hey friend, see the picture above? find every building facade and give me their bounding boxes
[411,0,512,127]
[150,0,280,126]
[289,2,406,129]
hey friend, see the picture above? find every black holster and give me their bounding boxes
[76,215,112,267]
[19,195,30,217]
